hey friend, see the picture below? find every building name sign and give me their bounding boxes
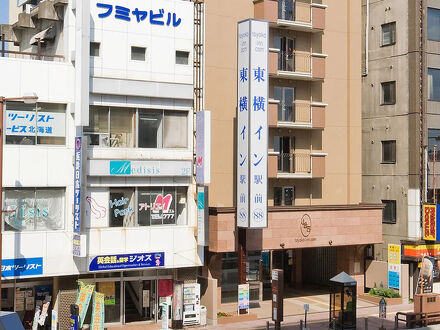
[88,160,192,177]
[1,257,43,277]
[89,252,164,272]
[6,111,65,137]
[95,2,182,27]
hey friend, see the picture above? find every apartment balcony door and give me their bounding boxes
[275,36,295,72]
[274,87,295,122]
[275,136,295,173]
[278,0,295,21]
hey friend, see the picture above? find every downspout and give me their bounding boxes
[363,0,369,76]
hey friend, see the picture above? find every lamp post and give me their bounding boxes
[0,94,38,310]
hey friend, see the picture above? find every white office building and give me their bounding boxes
[0,0,203,327]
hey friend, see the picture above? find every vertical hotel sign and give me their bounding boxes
[73,137,82,256]
[423,204,437,241]
[237,19,268,228]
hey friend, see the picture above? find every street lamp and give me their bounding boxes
[0,94,38,310]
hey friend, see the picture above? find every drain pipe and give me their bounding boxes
[363,0,369,76]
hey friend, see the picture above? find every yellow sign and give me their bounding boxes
[423,204,437,240]
[98,282,115,306]
[388,244,401,265]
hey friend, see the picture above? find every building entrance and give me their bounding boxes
[124,280,157,323]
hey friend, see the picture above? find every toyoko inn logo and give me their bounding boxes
[110,161,131,175]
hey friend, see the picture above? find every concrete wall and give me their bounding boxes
[365,260,409,299]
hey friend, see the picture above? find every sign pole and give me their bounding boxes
[238,227,247,315]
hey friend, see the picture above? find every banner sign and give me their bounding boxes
[74,137,82,235]
[387,244,401,290]
[196,111,211,184]
[237,19,269,229]
[417,256,435,294]
[91,292,105,330]
[89,252,165,271]
[1,257,43,277]
[76,281,95,328]
[403,244,440,258]
[6,111,65,137]
[238,284,250,312]
[197,186,209,246]
[423,204,437,240]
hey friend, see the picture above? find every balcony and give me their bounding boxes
[269,49,326,80]
[254,0,326,32]
[268,152,326,179]
[268,100,326,129]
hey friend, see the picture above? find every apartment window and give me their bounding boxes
[90,42,100,57]
[428,129,440,160]
[3,188,65,231]
[382,140,396,163]
[428,8,440,41]
[428,68,440,101]
[381,22,396,46]
[382,200,396,224]
[381,81,396,105]
[131,46,146,61]
[176,51,189,65]
[274,86,295,122]
[85,107,188,149]
[5,102,66,145]
[273,187,294,206]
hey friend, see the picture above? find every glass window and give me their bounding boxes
[274,187,282,206]
[109,108,134,148]
[137,187,187,226]
[176,51,189,65]
[221,252,238,304]
[138,110,163,148]
[84,106,109,146]
[381,81,396,105]
[382,200,396,224]
[273,187,294,206]
[3,188,65,231]
[164,111,188,148]
[428,68,440,101]
[90,42,100,57]
[428,8,440,41]
[382,140,396,163]
[131,46,146,61]
[109,188,135,227]
[381,22,396,46]
[5,102,66,145]
[428,129,440,160]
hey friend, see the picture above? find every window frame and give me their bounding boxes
[273,186,295,206]
[381,22,396,47]
[381,140,396,164]
[175,50,190,65]
[381,81,396,105]
[382,200,397,224]
[428,68,440,101]
[428,7,440,41]
[3,187,66,232]
[131,46,147,62]
[90,42,101,57]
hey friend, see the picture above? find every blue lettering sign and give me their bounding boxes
[73,137,82,235]
[1,257,43,277]
[89,252,165,272]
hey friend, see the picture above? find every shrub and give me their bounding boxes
[368,287,400,298]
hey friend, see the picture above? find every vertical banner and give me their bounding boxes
[238,284,250,314]
[197,186,209,246]
[423,204,437,241]
[51,310,57,330]
[76,281,95,328]
[237,20,251,228]
[91,292,105,330]
[387,244,401,290]
[73,137,83,256]
[196,111,211,184]
[237,19,269,229]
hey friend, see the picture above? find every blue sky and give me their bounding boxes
[0,1,8,50]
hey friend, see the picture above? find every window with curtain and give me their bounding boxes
[3,188,65,231]
[428,68,440,101]
[381,22,396,46]
[428,8,440,41]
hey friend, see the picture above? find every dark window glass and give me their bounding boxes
[382,200,396,224]
[428,68,440,101]
[109,189,135,227]
[90,42,100,56]
[131,46,146,61]
[382,140,396,163]
[381,81,396,105]
[381,22,396,46]
[221,253,238,304]
[274,187,282,206]
[428,8,440,41]
[273,187,294,206]
[138,110,163,148]
[176,51,189,65]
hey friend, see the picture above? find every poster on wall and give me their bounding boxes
[387,244,401,290]
[98,282,115,306]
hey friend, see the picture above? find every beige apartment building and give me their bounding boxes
[203,0,383,309]
[362,0,440,294]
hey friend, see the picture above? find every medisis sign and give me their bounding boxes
[236,19,269,229]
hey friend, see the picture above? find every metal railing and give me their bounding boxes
[278,50,311,73]
[1,35,65,62]
[277,152,311,173]
[277,101,311,123]
[278,0,311,23]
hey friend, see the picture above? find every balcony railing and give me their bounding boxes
[278,50,311,73]
[278,0,311,23]
[277,152,311,173]
[278,101,311,123]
